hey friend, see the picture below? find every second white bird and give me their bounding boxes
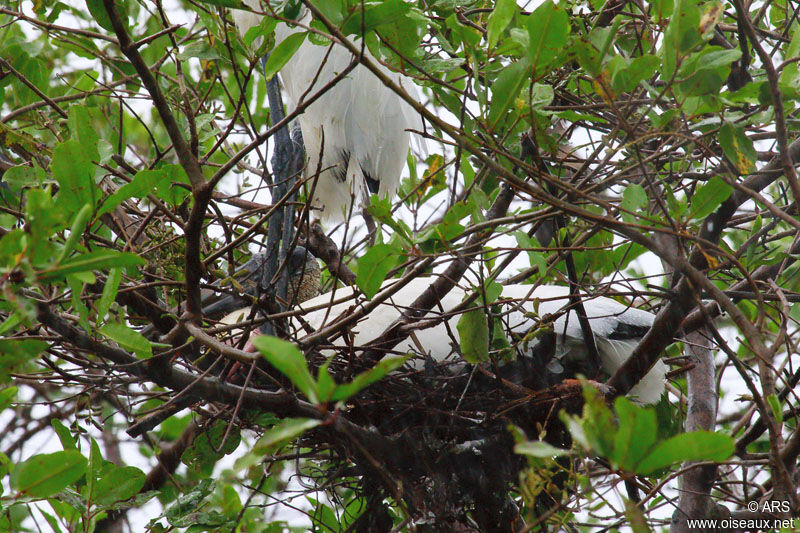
[289,278,667,404]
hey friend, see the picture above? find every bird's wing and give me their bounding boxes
[500,284,655,341]
[291,278,665,403]
[296,280,656,361]
[293,278,466,362]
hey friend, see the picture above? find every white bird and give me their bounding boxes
[224,278,666,404]
[231,1,422,220]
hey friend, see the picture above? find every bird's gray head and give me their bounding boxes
[286,246,322,305]
[235,246,321,304]
[202,246,321,317]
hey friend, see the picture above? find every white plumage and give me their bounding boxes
[225,278,664,404]
[222,278,665,403]
[232,1,421,220]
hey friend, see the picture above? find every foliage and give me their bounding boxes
[558,388,734,476]
[0,0,799,530]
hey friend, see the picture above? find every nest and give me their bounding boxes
[198,304,615,530]
[282,343,611,532]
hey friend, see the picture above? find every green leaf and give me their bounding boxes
[514,231,548,272]
[0,119,42,154]
[10,451,88,498]
[515,440,568,458]
[251,418,321,455]
[312,0,345,25]
[446,13,482,48]
[37,509,63,533]
[67,274,92,333]
[767,393,783,425]
[252,335,318,403]
[242,15,278,50]
[192,0,242,8]
[310,497,343,532]
[164,479,217,527]
[563,385,617,457]
[0,453,10,482]
[0,312,24,338]
[481,281,503,305]
[620,184,648,223]
[611,397,658,471]
[625,498,653,533]
[356,243,401,299]
[367,8,425,59]
[529,84,554,111]
[218,484,243,516]
[719,122,756,174]
[635,431,734,474]
[487,0,517,49]
[367,196,413,244]
[779,25,800,92]
[181,421,241,473]
[67,105,99,157]
[0,339,48,383]
[263,32,306,81]
[613,242,648,271]
[341,0,411,35]
[51,419,77,450]
[55,203,93,265]
[0,387,16,414]
[688,176,732,220]
[331,354,410,401]
[84,0,115,32]
[414,201,471,244]
[664,184,686,218]
[574,37,601,77]
[99,169,167,216]
[94,466,147,506]
[677,48,741,96]
[154,165,191,206]
[610,54,659,92]
[490,314,513,360]
[526,2,570,76]
[661,0,702,78]
[52,139,97,212]
[1,165,41,193]
[686,47,740,71]
[37,249,145,282]
[457,308,489,364]
[25,188,61,241]
[99,323,153,358]
[488,60,530,127]
[88,437,101,500]
[178,41,222,61]
[421,57,465,75]
[316,362,337,403]
[96,268,122,325]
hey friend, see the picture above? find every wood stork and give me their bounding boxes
[223,277,666,404]
[231,1,422,220]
